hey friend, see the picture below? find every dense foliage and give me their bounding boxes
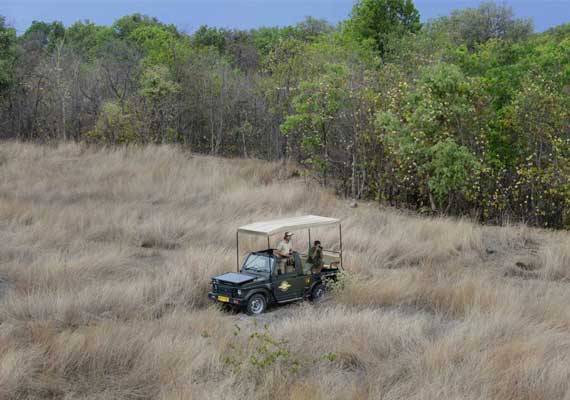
[1,2,569,227]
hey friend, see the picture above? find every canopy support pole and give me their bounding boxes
[267,236,270,250]
[339,224,343,269]
[308,228,311,249]
[236,231,240,272]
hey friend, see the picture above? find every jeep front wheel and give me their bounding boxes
[246,294,267,315]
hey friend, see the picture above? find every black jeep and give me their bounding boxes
[208,249,339,315]
[208,215,344,315]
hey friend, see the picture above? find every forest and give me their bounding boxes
[0,0,569,228]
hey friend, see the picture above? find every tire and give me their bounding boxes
[246,294,267,315]
[311,283,326,301]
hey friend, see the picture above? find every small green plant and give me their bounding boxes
[222,324,303,376]
[324,270,353,293]
[222,325,245,373]
[248,330,300,373]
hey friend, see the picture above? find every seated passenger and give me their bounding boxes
[307,240,324,273]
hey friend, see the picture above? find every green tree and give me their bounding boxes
[0,16,16,91]
[375,64,488,213]
[424,139,481,212]
[87,101,140,143]
[281,71,342,184]
[112,14,177,39]
[193,25,227,52]
[344,0,421,55]
[139,64,181,143]
[260,38,309,158]
[129,24,184,67]
[65,20,113,61]
[282,60,378,197]
[503,80,570,227]
[22,20,65,51]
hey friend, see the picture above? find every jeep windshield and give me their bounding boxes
[241,253,274,275]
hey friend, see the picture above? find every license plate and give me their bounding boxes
[218,296,230,303]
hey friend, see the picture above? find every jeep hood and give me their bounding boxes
[214,272,257,285]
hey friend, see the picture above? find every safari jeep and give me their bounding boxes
[207,215,343,315]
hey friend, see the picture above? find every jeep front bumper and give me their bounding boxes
[208,292,243,306]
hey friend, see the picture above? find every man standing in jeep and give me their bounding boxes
[276,231,294,272]
[308,240,324,273]
[276,231,294,257]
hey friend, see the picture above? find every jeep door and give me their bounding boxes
[273,272,306,302]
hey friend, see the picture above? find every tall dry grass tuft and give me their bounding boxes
[536,236,570,281]
[2,141,570,399]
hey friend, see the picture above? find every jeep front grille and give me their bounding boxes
[213,285,236,296]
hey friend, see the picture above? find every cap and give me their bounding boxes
[284,231,294,238]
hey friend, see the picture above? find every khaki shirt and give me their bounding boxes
[276,240,291,256]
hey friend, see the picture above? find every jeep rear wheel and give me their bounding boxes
[311,283,326,301]
[246,294,267,315]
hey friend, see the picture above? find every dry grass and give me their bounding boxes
[2,141,570,399]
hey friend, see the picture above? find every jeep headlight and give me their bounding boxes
[237,289,242,296]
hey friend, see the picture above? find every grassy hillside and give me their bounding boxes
[1,142,570,399]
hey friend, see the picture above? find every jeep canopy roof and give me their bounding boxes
[236,214,343,271]
[238,215,340,236]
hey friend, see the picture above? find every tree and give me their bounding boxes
[0,16,16,91]
[129,24,183,67]
[139,64,180,143]
[345,0,421,55]
[112,14,177,39]
[92,38,143,116]
[424,139,481,212]
[65,20,113,62]
[429,1,533,50]
[22,20,65,52]
[375,63,487,213]
[260,38,308,158]
[224,29,260,72]
[296,17,334,41]
[281,60,378,198]
[503,80,570,227]
[192,25,227,52]
[87,100,140,143]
